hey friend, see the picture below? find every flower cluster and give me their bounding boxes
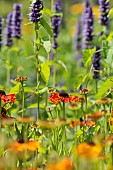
[11,4,22,39]
[82,0,94,49]
[0,17,3,48]
[29,0,43,23]
[4,12,13,47]
[49,91,78,105]
[92,46,101,79]
[99,0,109,27]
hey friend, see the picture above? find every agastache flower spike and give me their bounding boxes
[29,0,43,23]
[0,17,3,48]
[92,46,101,79]
[4,12,13,47]
[99,0,109,27]
[82,4,94,49]
[11,4,22,39]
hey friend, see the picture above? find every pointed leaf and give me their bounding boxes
[96,78,113,99]
[41,63,50,83]
[40,17,53,37]
[82,48,96,67]
[9,83,21,94]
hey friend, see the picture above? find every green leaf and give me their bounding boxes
[43,8,53,16]
[108,8,113,19]
[10,47,20,52]
[27,103,45,109]
[43,40,51,53]
[74,74,88,90]
[82,48,96,67]
[9,83,21,94]
[24,87,34,93]
[57,60,67,72]
[96,78,113,99]
[40,17,53,37]
[41,63,50,83]
[39,87,48,94]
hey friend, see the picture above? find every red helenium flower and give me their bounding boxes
[49,92,62,105]
[1,94,16,104]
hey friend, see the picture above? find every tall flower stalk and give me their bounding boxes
[82,0,94,49]
[92,46,101,93]
[11,4,22,77]
[0,17,3,50]
[51,0,62,87]
[5,12,13,87]
[29,0,43,119]
[99,0,110,33]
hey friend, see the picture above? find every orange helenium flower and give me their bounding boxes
[77,142,102,159]
[47,158,73,170]
[49,92,62,105]
[79,88,91,95]
[1,94,16,104]
[96,98,112,105]
[9,140,41,153]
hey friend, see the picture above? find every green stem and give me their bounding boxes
[35,23,40,120]
[95,79,98,94]
[62,102,67,155]
[0,99,2,131]
[6,49,10,88]
[85,94,87,111]
[21,81,25,119]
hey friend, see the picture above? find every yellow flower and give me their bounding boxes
[70,4,100,19]
[77,142,102,159]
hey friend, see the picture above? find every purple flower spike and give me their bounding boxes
[99,0,109,27]
[4,12,13,47]
[92,46,101,79]
[54,0,62,12]
[0,17,3,48]
[29,0,43,23]
[12,4,22,39]
[52,15,61,38]
[82,2,94,49]
[51,0,62,50]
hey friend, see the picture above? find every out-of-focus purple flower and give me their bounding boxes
[92,46,101,79]
[51,0,62,51]
[74,17,82,51]
[4,12,13,47]
[0,17,3,48]
[82,3,94,49]
[54,0,62,12]
[29,0,43,23]
[99,0,109,27]
[11,4,22,39]
[52,15,61,39]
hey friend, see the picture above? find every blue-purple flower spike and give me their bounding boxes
[99,0,109,27]
[5,12,13,47]
[52,0,62,47]
[0,17,3,48]
[29,0,43,23]
[12,4,22,39]
[92,46,101,79]
[82,2,94,49]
